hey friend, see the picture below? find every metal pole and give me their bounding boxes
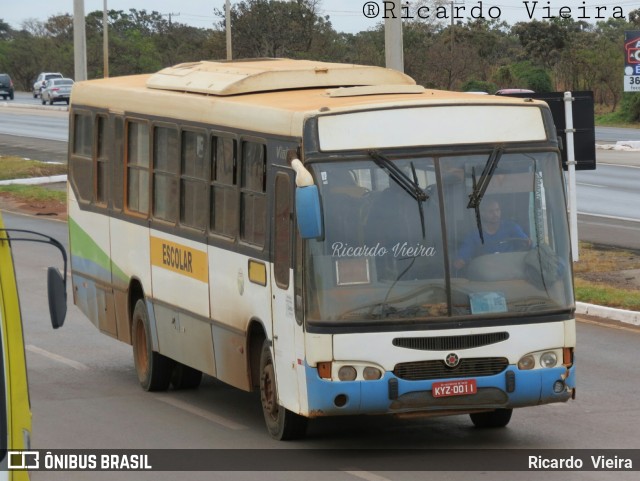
[73,0,88,81]
[103,0,109,78]
[384,0,404,72]
[226,0,232,60]
[564,91,579,262]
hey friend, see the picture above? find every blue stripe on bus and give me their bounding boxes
[304,363,576,416]
[71,255,112,283]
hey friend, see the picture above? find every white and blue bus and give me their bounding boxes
[67,59,575,440]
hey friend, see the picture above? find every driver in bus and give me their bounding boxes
[453,198,531,271]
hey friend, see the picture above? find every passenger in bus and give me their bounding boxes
[453,198,530,271]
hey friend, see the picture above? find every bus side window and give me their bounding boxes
[112,116,124,212]
[152,125,179,223]
[70,111,93,203]
[274,173,292,289]
[181,130,208,230]
[210,136,239,239]
[126,120,150,215]
[240,141,267,247]
[95,115,108,206]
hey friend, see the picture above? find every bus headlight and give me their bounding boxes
[540,351,558,368]
[331,363,385,381]
[518,355,535,370]
[338,366,357,381]
[518,349,563,370]
[363,366,382,380]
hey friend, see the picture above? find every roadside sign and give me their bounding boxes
[496,91,595,171]
[624,31,640,92]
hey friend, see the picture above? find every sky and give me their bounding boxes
[1,1,639,35]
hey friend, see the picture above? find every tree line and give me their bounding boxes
[1,0,639,118]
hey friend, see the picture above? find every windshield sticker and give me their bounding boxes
[336,258,370,285]
[331,241,436,258]
[469,292,507,314]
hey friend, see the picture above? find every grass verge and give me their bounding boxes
[574,242,640,311]
[574,278,640,311]
[0,184,66,203]
[0,155,67,180]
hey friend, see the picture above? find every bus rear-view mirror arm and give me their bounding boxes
[0,229,67,329]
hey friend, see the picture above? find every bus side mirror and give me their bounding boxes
[296,185,323,239]
[47,267,66,329]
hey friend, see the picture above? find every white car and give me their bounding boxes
[32,72,63,98]
[41,78,74,105]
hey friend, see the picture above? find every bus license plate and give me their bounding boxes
[432,379,477,398]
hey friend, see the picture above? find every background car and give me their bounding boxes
[41,78,74,105]
[0,74,14,100]
[33,72,63,98]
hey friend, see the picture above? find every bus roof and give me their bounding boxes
[71,59,547,138]
[146,58,416,96]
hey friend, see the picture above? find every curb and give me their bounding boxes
[0,175,67,186]
[576,302,640,327]
[0,100,68,112]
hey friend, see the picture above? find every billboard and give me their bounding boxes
[624,31,640,92]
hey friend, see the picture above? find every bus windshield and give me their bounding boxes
[304,150,574,325]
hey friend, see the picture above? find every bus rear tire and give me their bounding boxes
[259,340,308,440]
[470,408,513,428]
[171,363,203,390]
[131,299,174,391]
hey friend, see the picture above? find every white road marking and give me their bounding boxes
[155,396,248,430]
[598,162,640,169]
[26,344,90,370]
[576,182,605,188]
[344,470,393,481]
[577,212,640,223]
[578,317,640,335]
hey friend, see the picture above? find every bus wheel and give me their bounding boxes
[259,340,308,440]
[131,299,174,391]
[470,408,513,428]
[171,363,203,390]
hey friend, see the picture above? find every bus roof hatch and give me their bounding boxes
[146,59,416,96]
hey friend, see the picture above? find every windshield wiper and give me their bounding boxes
[368,150,429,237]
[466,145,504,244]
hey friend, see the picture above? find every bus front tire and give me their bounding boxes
[259,340,308,440]
[470,408,513,428]
[131,299,174,391]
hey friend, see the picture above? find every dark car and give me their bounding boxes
[0,74,14,100]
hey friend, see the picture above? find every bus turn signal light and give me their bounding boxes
[317,362,332,379]
[563,347,574,366]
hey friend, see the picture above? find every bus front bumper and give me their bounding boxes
[304,363,576,417]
